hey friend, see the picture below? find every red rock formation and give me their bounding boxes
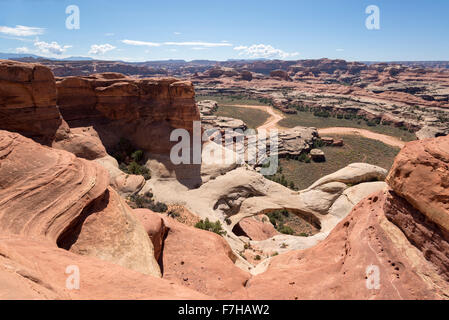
[386,136,449,232]
[240,191,449,299]
[0,130,207,299]
[0,60,65,144]
[135,209,251,299]
[236,136,449,300]
[0,130,160,276]
[234,216,279,241]
[270,69,292,81]
[56,74,200,154]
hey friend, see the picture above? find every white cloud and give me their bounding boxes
[0,25,45,37]
[105,33,115,36]
[121,39,161,47]
[336,48,345,52]
[164,41,232,47]
[89,43,116,55]
[234,44,299,59]
[174,32,181,35]
[16,47,30,53]
[34,41,71,55]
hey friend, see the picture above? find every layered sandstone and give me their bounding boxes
[236,137,449,299]
[136,209,251,299]
[56,73,200,154]
[386,136,449,232]
[0,130,160,277]
[0,60,65,144]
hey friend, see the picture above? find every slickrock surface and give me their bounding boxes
[236,136,449,299]
[0,238,208,300]
[135,209,251,299]
[0,131,161,279]
[239,191,449,299]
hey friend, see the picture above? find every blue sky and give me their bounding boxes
[0,0,448,62]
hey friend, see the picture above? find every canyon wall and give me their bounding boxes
[0,60,66,144]
[56,73,200,154]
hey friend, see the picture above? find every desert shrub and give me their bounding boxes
[313,110,330,118]
[131,150,144,162]
[129,192,167,213]
[150,201,168,213]
[126,161,151,180]
[278,225,295,235]
[167,209,181,219]
[313,139,324,148]
[112,138,151,180]
[195,218,227,236]
[289,181,295,189]
[254,255,262,261]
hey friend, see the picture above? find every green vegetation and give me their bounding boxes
[279,109,417,142]
[214,105,270,129]
[128,192,168,213]
[195,218,227,236]
[196,94,272,129]
[112,138,151,180]
[267,210,315,237]
[265,164,299,190]
[280,134,400,190]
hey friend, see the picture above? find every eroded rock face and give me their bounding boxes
[239,191,449,299]
[134,209,251,299]
[0,60,64,144]
[386,135,449,232]
[56,74,200,154]
[0,238,207,300]
[0,130,161,278]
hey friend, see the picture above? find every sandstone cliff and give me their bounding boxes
[0,60,65,144]
[56,73,200,154]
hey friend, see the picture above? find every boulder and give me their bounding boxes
[52,126,107,160]
[310,148,326,162]
[234,215,279,241]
